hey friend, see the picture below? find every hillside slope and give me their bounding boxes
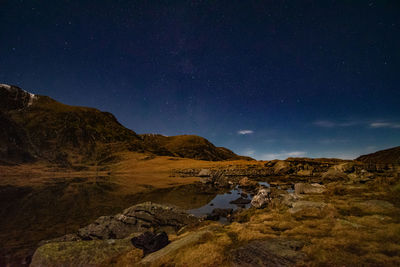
[356,146,400,164]
[140,134,251,161]
[0,84,248,164]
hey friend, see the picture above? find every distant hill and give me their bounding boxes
[0,84,249,164]
[140,134,251,161]
[356,146,400,164]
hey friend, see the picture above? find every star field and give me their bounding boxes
[1,0,399,159]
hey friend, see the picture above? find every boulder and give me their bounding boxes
[46,202,199,243]
[294,183,326,194]
[198,169,211,177]
[141,229,217,265]
[131,231,170,255]
[239,177,258,188]
[251,188,271,209]
[273,160,294,175]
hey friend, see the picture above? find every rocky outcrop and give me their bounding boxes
[0,84,37,112]
[43,202,199,243]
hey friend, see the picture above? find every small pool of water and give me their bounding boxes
[188,181,271,218]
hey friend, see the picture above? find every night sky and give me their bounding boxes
[1,1,399,160]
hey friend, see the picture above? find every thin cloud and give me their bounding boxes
[370,122,400,129]
[238,130,254,135]
[313,120,359,128]
[260,151,306,160]
[314,120,336,128]
[243,149,255,156]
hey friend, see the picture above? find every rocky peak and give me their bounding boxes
[0,84,37,112]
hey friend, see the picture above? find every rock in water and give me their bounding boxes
[230,197,251,205]
[131,231,170,255]
[251,188,271,208]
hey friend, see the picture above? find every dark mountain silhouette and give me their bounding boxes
[0,84,249,164]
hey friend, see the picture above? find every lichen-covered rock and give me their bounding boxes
[251,188,271,209]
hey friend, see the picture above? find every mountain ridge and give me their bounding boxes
[0,84,251,164]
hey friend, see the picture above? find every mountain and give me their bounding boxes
[356,146,400,165]
[140,134,250,161]
[0,84,248,164]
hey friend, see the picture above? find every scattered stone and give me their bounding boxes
[241,192,248,198]
[251,188,271,208]
[131,231,170,255]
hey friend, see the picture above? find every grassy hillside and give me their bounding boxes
[357,146,400,164]
[0,84,248,164]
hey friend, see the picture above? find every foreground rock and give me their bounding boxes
[251,188,271,208]
[239,177,258,188]
[131,231,170,255]
[32,202,199,266]
[141,228,216,265]
[46,202,200,242]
